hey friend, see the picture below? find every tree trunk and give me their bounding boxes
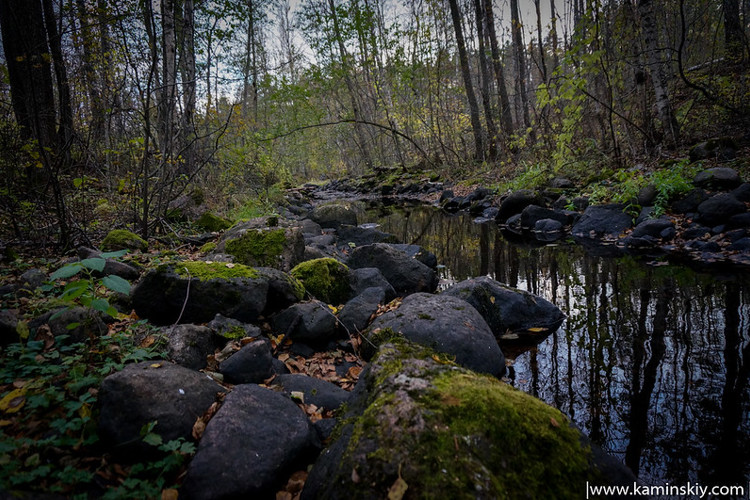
[42,0,74,148]
[549,0,559,71]
[510,0,532,134]
[483,0,513,139]
[75,0,105,142]
[473,0,497,159]
[160,0,177,159]
[534,0,547,82]
[0,0,57,148]
[178,0,196,168]
[447,0,484,160]
[638,0,679,146]
[723,0,745,61]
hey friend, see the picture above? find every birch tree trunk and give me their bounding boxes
[483,0,513,139]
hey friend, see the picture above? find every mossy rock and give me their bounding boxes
[175,261,260,280]
[290,258,351,305]
[101,229,148,252]
[196,212,232,232]
[303,339,632,499]
[219,222,305,272]
[199,241,217,254]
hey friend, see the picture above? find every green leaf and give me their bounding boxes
[50,264,82,280]
[16,320,29,339]
[101,275,130,295]
[90,298,111,313]
[100,250,128,259]
[80,258,106,272]
[143,433,163,447]
[65,322,80,331]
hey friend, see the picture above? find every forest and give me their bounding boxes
[1,0,750,498]
[0,0,747,249]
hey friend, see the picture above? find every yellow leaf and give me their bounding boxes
[388,466,408,500]
[0,389,26,414]
[149,363,163,369]
[527,327,548,333]
[140,335,156,348]
[0,419,13,427]
[79,403,91,419]
[161,488,179,500]
[489,296,495,304]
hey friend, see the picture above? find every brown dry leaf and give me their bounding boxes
[346,366,362,379]
[240,337,257,345]
[387,465,408,500]
[286,471,307,494]
[12,380,26,389]
[276,493,293,500]
[140,335,156,348]
[550,417,560,428]
[351,468,361,484]
[192,419,206,440]
[161,488,179,500]
[489,296,496,304]
[34,324,55,351]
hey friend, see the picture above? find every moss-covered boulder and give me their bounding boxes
[101,229,148,252]
[195,212,232,232]
[302,340,634,499]
[309,202,358,229]
[216,218,305,272]
[290,258,352,304]
[131,261,268,325]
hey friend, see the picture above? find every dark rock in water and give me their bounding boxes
[271,374,351,411]
[469,199,491,216]
[730,238,750,251]
[504,213,523,234]
[496,189,542,223]
[481,206,500,220]
[132,263,269,325]
[182,384,316,500]
[465,187,494,202]
[550,177,574,189]
[443,276,565,343]
[520,205,569,229]
[726,229,747,242]
[207,314,261,340]
[301,340,634,500]
[366,292,505,377]
[439,189,454,204]
[48,307,107,343]
[660,226,677,241]
[683,224,711,240]
[338,287,385,334]
[572,204,633,238]
[697,193,745,226]
[349,267,396,302]
[672,188,709,214]
[272,300,337,343]
[731,183,750,202]
[635,206,656,225]
[623,235,659,250]
[637,184,658,206]
[347,243,438,296]
[631,218,674,239]
[442,196,464,213]
[390,243,438,269]
[0,309,19,346]
[336,224,397,247]
[534,219,564,241]
[98,361,225,457]
[689,137,737,162]
[693,167,742,190]
[686,240,722,253]
[219,339,274,384]
[165,324,221,370]
[310,202,358,229]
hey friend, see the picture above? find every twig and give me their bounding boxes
[174,267,192,326]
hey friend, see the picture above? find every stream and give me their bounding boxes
[364,200,750,487]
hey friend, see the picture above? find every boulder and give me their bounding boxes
[182,384,316,500]
[290,258,352,305]
[349,267,396,302]
[731,183,750,202]
[338,287,385,334]
[347,243,438,296]
[165,324,221,370]
[637,184,658,206]
[207,314,261,340]
[443,276,565,343]
[101,229,148,252]
[309,203,358,229]
[630,218,675,239]
[270,374,351,411]
[47,307,108,343]
[98,361,225,456]
[534,219,564,241]
[520,205,570,229]
[256,267,306,314]
[390,244,438,269]
[550,177,575,189]
[132,262,269,325]
[77,247,140,281]
[273,300,337,343]
[693,167,742,191]
[302,340,633,500]
[0,309,19,346]
[366,293,505,377]
[217,221,305,272]
[672,188,709,214]
[495,189,542,223]
[571,204,632,238]
[689,137,737,162]
[195,212,232,232]
[219,339,275,384]
[697,193,746,226]
[335,225,397,247]
[19,268,47,291]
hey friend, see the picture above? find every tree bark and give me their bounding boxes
[178,0,196,168]
[447,0,484,160]
[534,0,547,82]
[160,0,177,159]
[473,0,497,159]
[549,0,559,71]
[723,0,745,61]
[638,0,679,146]
[483,0,513,138]
[510,0,532,133]
[42,0,74,148]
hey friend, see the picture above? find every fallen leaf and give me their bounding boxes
[290,391,305,403]
[388,465,408,500]
[346,366,362,379]
[225,263,235,268]
[489,296,495,304]
[351,468,360,484]
[140,335,156,348]
[0,388,26,414]
[149,363,163,369]
[550,417,560,428]
[526,327,548,333]
[161,488,179,500]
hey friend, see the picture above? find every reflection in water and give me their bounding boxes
[367,202,750,485]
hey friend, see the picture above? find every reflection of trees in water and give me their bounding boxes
[366,204,750,485]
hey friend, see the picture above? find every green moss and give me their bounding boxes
[101,229,148,252]
[337,340,604,499]
[225,228,286,267]
[175,261,259,280]
[196,212,232,232]
[221,325,247,339]
[417,313,434,320]
[199,241,217,254]
[290,258,351,304]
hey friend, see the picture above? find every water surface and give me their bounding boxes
[366,201,750,487]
